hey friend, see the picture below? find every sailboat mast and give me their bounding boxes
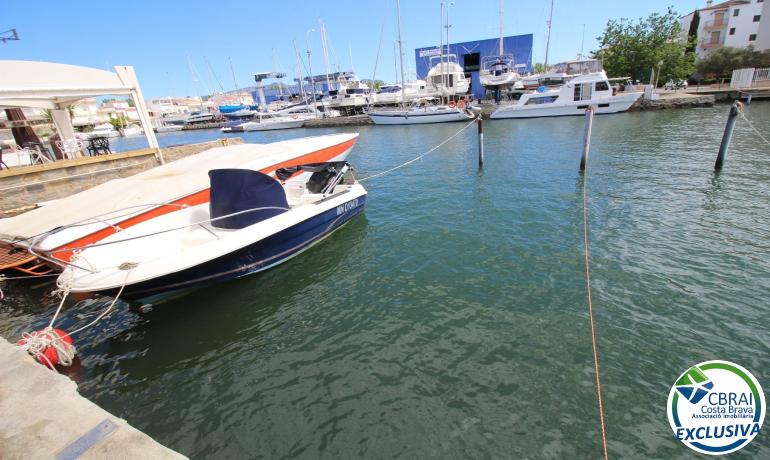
[440,2,445,92]
[544,0,554,68]
[293,40,307,108]
[445,1,452,101]
[228,56,239,93]
[319,20,333,91]
[396,0,406,107]
[499,0,504,55]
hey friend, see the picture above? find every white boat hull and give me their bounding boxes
[240,119,305,131]
[368,108,474,125]
[490,92,642,119]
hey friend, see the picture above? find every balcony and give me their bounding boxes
[700,35,725,49]
[703,20,727,32]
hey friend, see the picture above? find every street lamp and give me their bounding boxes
[306,28,319,118]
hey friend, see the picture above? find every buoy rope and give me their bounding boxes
[17,269,132,369]
[737,104,770,148]
[582,166,610,460]
[358,117,478,182]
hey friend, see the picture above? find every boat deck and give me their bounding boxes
[0,243,53,275]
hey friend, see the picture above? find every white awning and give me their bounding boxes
[0,60,161,157]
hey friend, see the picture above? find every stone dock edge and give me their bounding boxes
[0,336,186,460]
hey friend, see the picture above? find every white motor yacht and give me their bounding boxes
[425,55,470,97]
[232,113,307,132]
[490,72,642,119]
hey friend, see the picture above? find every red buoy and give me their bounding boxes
[17,328,76,369]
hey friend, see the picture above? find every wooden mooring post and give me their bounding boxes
[580,106,595,172]
[715,102,741,172]
[477,116,484,169]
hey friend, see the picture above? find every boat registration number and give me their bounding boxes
[337,199,359,216]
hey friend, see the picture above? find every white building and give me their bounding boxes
[757,0,770,50]
[681,0,767,59]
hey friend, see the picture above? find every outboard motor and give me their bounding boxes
[208,169,288,229]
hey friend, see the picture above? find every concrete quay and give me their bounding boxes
[0,337,185,459]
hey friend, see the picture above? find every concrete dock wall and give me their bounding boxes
[0,337,186,459]
[0,138,243,215]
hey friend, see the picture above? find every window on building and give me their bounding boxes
[462,53,480,72]
[733,9,740,16]
[729,28,736,35]
[749,34,757,41]
[753,15,761,22]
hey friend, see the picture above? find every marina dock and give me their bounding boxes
[0,337,185,459]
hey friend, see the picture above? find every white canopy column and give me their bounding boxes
[50,107,78,155]
[115,66,163,163]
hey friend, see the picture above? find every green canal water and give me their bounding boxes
[2,104,769,458]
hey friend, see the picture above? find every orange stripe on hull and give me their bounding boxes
[52,138,356,263]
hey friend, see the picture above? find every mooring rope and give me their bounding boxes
[737,105,770,148]
[16,268,132,369]
[358,117,478,182]
[582,166,610,460]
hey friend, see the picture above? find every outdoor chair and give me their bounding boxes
[55,138,85,159]
[22,143,53,165]
[87,136,111,156]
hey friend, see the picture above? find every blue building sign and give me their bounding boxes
[414,34,533,99]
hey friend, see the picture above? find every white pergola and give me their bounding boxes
[0,60,163,163]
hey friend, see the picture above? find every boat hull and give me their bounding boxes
[490,92,642,119]
[93,194,366,301]
[368,109,474,125]
[240,119,305,131]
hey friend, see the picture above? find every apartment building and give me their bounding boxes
[681,0,768,59]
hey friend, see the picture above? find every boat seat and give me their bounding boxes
[209,169,288,229]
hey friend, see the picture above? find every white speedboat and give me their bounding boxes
[121,124,144,137]
[87,123,119,138]
[0,134,359,267]
[155,125,183,133]
[184,111,215,124]
[57,162,366,302]
[490,72,642,119]
[369,100,475,125]
[233,113,306,132]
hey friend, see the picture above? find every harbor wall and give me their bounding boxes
[0,138,244,215]
[0,337,186,459]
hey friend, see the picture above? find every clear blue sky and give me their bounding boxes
[1,0,704,98]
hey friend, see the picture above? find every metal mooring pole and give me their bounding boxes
[580,106,595,172]
[715,102,741,172]
[477,116,484,169]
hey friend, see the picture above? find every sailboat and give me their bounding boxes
[368,0,475,125]
[479,0,522,93]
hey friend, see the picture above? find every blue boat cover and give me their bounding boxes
[208,169,288,229]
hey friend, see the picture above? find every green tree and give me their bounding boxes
[533,62,546,73]
[593,7,695,84]
[696,47,770,78]
[109,114,129,132]
[362,79,386,91]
